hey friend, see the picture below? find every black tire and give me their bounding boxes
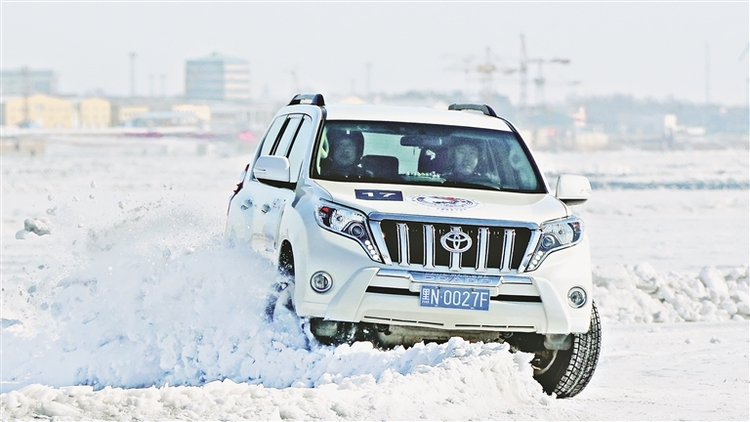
[262,247,311,350]
[263,246,296,322]
[533,301,602,398]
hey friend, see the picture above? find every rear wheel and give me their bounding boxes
[533,301,602,398]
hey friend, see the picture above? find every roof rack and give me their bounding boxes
[448,103,522,135]
[448,103,497,117]
[288,93,325,107]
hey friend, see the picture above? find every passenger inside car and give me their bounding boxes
[319,129,366,179]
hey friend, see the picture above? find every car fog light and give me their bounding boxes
[310,271,333,293]
[567,287,587,308]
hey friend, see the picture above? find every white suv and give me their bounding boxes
[226,94,600,398]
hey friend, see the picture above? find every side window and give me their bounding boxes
[273,115,303,156]
[287,116,314,183]
[259,115,288,156]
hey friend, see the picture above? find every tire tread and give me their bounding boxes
[552,301,602,398]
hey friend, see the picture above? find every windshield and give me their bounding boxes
[312,120,545,193]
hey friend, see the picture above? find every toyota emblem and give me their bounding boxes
[440,227,472,253]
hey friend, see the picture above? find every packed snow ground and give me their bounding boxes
[2,136,749,420]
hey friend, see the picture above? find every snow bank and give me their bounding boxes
[593,263,749,324]
[2,347,559,420]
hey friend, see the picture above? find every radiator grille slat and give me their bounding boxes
[500,229,516,272]
[396,223,409,266]
[476,227,489,272]
[423,224,435,269]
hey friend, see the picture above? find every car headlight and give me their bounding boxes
[315,202,383,262]
[526,215,584,271]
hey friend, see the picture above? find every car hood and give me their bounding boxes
[313,181,568,225]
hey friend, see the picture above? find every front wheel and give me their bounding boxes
[262,246,311,349]
[264,276,295,323]
[264,246,296,323]
[533,301,602,398]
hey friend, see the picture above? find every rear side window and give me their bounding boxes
[287,116,314,183]
[273,115,303,156]
[259,116,288,156]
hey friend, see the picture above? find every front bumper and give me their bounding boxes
[294,228,592,335]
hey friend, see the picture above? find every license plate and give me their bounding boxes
[419,285,490,311]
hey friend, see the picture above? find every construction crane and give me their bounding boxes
[445,47,516,104]
[519,34,572,110]
[476,47,517,104]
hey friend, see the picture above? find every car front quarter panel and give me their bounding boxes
[526,234,592,333]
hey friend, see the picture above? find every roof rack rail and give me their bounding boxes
[449,103,522,135]
[448,103,497,117]
[288,93,325,107]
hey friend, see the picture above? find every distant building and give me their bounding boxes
[185,52,250,101]
[172,103,211,121]
[113,105,149,126]
[3,93,74,128]
[0,68,58,96]
[131,111,200,128]
[77,97,112,128]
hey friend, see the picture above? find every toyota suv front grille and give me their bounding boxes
[377,219,533,272]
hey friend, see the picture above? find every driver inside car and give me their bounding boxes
[443,139,496,184]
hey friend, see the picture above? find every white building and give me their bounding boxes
[185,52,250,101]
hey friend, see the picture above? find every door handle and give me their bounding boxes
[240,199,253,210]
[261,203,271,214]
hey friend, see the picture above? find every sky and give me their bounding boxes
[1,1,748,106]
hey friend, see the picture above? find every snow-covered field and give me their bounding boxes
[2,136,748,420]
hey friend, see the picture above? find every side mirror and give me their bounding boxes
[253,155,290,183]
[555,175,591,205]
